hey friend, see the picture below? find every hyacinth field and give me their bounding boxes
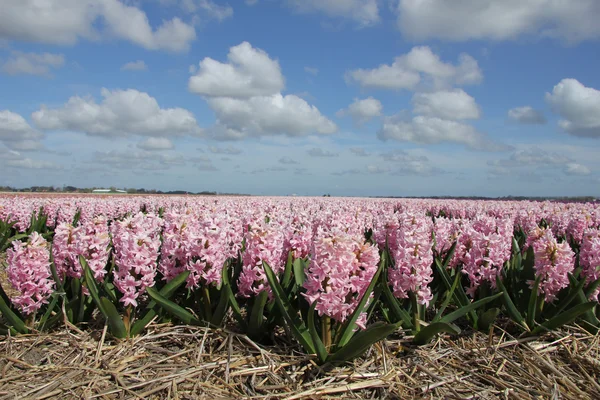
[1,194,600,374]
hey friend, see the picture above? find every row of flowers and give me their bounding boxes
[1,197,600,366]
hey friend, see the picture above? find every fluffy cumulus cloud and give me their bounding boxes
[378,115,510,151]
[0,110,44,151]
[1,51,65,76]
[287,0,380,27]
[336,97,383,123]
[508,106,546,124]
[412,89,480,120]
[32,88,203,138]
[545,79,600,138]
[207,95,337,139]
[121,60,147,71]
[137,137,174,150]
[0,0,196,52]
[189,42,336,140]
[189,42,284,98]
[346,46,482,91]
[397,0,600,43]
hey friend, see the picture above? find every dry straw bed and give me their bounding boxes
[1,323,599,400]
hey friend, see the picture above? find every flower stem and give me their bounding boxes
[322,315,331,349]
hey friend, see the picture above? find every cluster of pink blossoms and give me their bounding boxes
[158,210,195,282]
[53,216,111,281]
[111,212,163,307]
[580,228,600,301]
[238,219,286,297]
[528,227,574,302]
[303,227,380,328]
[458,216,513,296]
[186,211,230,288]
[6,233,54,315]
[388,214,434,305]
[283,215,313,260]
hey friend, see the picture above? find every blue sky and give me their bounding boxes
[1,0,600,197]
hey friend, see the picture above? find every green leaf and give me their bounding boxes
[100,297,127,338]
[440,292,503,324]
[413,322,461,346]
[435,259,477,324]
[37,293,61,331]
[248,290,269,340]
[496,276,529,331]
[81,256,107,317]
[263,261,315,354]
[308,302,328,363]
[527,275,541,327]
[434,268,461,322]
[380,268,413,328]
[325,321,401,366]
[0,285,28,334]
[281,252,294,289]
[553,273,586,316]
[336,251,386,349]
[146,286,201,325]
[584,277,600,300]
[130,270,191,336]
[293,258,306,287]
[440,241,457,270]
[210,283,230,327]
[479,307,500,331]
[531,302,597,335]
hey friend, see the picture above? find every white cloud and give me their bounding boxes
[565,163,591,176]
[378,115,510,151]
[32,88,203,137]
[121,60,147,71]
[190,42,336,140]
[346,46,482,91]
[246,0,258,5]
[208,94,337,140]
[1,51,65,76]
[6,158,61,169]
[304,66,319,76]
[545,78,600,138]
[189,41,284,98]
[397,0,600,43]
[412,89,480,120]
[0,110,44,151]
[287,0,380,27]
[0,0,196,52]
[178,0,233,21]
[137,137,174,150]
[307,148,338,157]
[508,106,546,124]
[336,97,383,123]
